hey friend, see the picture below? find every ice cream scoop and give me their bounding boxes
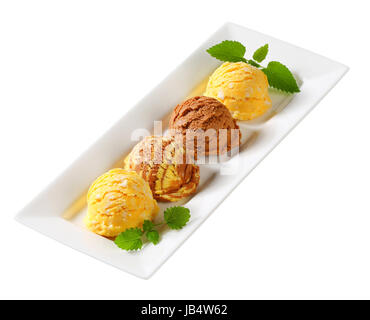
[84,168,159,237]
[168,96,240,157]
[124,136,200,202]
[204,62,271,120]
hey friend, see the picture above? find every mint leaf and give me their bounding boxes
[247,59,261,68]
[164,206,190,230]
[143,220,154,233]
[114,228,143,251]
[206,40,301,95]
[207,40,247,63]
[253,44,268,63]
[262,61,300,93]
[147,230,160,245]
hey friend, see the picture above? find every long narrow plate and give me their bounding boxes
[15,23,348,279]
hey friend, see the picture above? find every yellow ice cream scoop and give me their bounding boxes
[124,136,200,202]
[84,168,159,237]
[204,62,271,120]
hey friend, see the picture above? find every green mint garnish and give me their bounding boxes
[143,220,154,233]
[164,206,191,230]
[206,40,247,63]
[262,61,300,93]
[114,228,143,251]
[253,44,269,63]
[206,40,300,94]
[146,230,160,245]
[114,207,191,251]
[247,59,261,68]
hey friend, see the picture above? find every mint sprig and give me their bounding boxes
[206,41,300,94]
[114,206,191,251]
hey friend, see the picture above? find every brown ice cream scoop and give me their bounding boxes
[124,135,200,202]
[168,96,241,157]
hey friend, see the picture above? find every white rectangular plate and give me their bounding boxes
[15,23,348,279]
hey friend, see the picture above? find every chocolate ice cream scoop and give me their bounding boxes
[168,96,241,157]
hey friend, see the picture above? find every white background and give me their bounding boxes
[0,0,369,299]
